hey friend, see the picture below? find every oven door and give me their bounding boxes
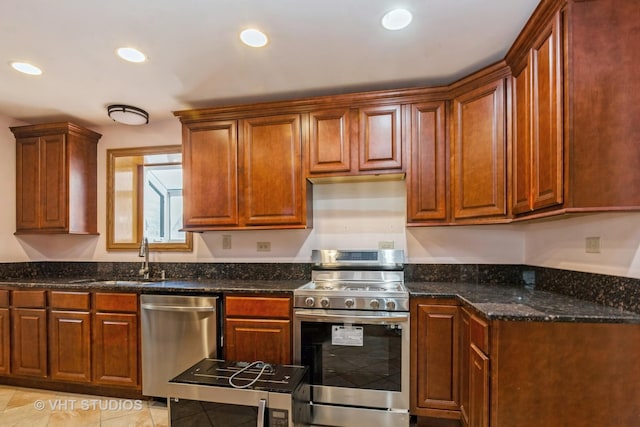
[293,309,409,412]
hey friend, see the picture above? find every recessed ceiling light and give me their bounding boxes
[10,61,42,75]
[382,9,413,30]
[116,47,147,63]
[240,29,268,48]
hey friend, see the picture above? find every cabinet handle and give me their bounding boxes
[140,303,216,313]
[294,309,408,324]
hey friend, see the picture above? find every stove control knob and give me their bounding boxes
[386,300,397,310]
[344,298,355,308]
[304,297,315,307]
[369,299,380,310]
[320,297,330,308]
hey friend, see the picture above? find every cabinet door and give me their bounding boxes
[242,114,305,226]
[50,310,91,383]
[39,134,67,230]
[512,62,532,215]
[452,79,507,220]
[308,108,351,174]
[459,309,471,427]
[225,318,291,365]
[0,308,9,375]
[183,120,239,228]
[93,312,138,387]
[358,104,403,171]
[411,302,460,416]
[469,344,489,427]
[11,308,47,377]
[15,137,41,231]
[406,101,447,222]
[530,11,563,210]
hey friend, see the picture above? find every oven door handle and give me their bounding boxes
[257,398,266,427]
[294,310,409,324]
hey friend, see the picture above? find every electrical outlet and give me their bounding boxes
[378,241,395,249]
[585,236,600,253]
[222,235,232,250]
[257,242,271,252]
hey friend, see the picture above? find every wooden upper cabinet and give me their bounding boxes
[358,104,403,172]
[11,122,101,234]
[242,114,306,226]
[182,120,239,228]
[308,108,351,175]
[180,113,310,230]
[406,101,447,223]
[512,63,532,215]
[512,10,563,215]
[451,77,508,220]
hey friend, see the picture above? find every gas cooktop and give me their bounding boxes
[294,249,409,311]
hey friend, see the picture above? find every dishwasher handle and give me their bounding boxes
[140,303,216,313]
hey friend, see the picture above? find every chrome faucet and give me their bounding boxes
[138,237,150,280]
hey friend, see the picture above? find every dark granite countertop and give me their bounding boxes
[0,278,305,294]
[1,278,639,324]
[407,281,640,323]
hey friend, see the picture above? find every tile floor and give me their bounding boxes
[0,385,167,427]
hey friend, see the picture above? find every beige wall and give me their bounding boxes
[2,112,640,280]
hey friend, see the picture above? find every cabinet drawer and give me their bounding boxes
[0,290,8,307]
[94,293,137,313]
[225,296,291,319]
[12,290,46,308]
[470,315,489,355]
[50,291,91,310]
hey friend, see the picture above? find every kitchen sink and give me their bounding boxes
[90,279,165,286]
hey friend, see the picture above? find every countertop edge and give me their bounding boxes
[1,279,639,324]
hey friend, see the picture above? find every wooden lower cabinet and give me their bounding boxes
[0,289,140,396]
[468,344,489,427]
[92,293,139,388]
[49,291,91,383]
[11,308,48,377]
[0,309,8,375]
[224,295,292,365]
[225,318,291,364]
[460,310,490,427]
[489,321,640,427]
[50,310,91,383]
[411,299,460,419]
[0,290,9,375]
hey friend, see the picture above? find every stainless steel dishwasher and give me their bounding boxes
[141,294,219,398]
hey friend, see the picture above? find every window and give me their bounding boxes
[107,146,192,251]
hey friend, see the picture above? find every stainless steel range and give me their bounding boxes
[293,249,410,427]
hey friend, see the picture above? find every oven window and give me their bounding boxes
[170,399,257,426]
[300,321,402,391]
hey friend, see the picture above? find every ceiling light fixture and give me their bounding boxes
[10,61,43,75]
[107,105,149,125]
[240,29,268,47]
[381,9,413,30]
[116,47,147,63]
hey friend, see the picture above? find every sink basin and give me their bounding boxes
[91,280,164,286]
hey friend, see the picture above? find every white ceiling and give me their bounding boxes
[0,0,540,127]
